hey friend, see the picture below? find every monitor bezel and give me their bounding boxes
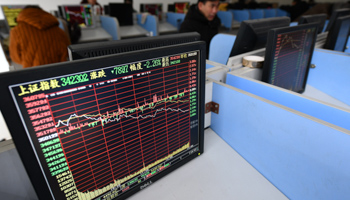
[262,23,318,93]
[298,13,327,34]
[324,15,350,52]
[229,16,291,57]
[68,32,201,61]
[0,41,206,200]
[61,4,96,29]
[325,8,350,32]
[1,5,28,32]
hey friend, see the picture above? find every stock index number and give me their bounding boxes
[144,59,161,68]
[61,73,89,86]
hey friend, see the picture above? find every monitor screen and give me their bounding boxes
[140,4,163,21]
[0,41,205,200]
[63,5,94,28]
[109,3,133,26]
[175,2,190,13]
[262,23,318,93]
[324,15,350,52]
[68,32,201,61]
[229,17,291,57]
[325,8,350,32]
[1,5,26,31]
[298,14,327,34]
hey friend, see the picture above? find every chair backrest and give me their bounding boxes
[248,9,264,19]
[100,15,121,40]
[137,14,159,36]
[276,8,289,17]
[229,10,250,23]
[209,33,236,65]
[216,11,233,30]
[166,12,186,30]
[263,8,276,18]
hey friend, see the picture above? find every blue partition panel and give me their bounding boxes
[166,12,185,30]
[308,49,350,105]
[276,8,289,17]
[137,14,158,36]
[100,15,120,40]
[216,11,233,29]
[209,34,236,65]
[263,8,276,18]
[210,82,350,200]
[344,36,350,53]
[226,74,350,130]
[248,9,264,19]
[229,10,250,22]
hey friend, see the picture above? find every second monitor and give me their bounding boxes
[262,23,318,93]
[229,17,291,57]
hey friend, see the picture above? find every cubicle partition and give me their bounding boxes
[205,43,350,199]
[208,77,350,200]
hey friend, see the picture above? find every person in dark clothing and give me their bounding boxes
[180,0,221,58]
[280,0,310,21]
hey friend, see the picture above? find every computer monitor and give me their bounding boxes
[68,32,201,60]
[168,4,175,12]
[324,15,350,52]
[62,4,94,28]
[104,5,110,15]
[175,2,190,13]
[109,3,133,26]
[229,17,291,57]
[298,14,327,34]
[262,23,318,93]
[140,4,163,21]
[325,8,350,32]
[1,5,26,31]
[0,41,205,200]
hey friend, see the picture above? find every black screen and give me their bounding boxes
[229,17,290,57]
[324,15,350,52]
[109,3,133,26]
[262,23,318,93]
[0,42,205,200]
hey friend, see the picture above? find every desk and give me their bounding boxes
[159,22,178,35]
[128,128,287,200]
[79,27,113,43]
[120,25,149,39]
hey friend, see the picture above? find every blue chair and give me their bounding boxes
[216,11,233,31]
[290,22,298,26]
[166,12,185,30]
[209,34,236,65]
[229,10,250,23]
[137,14,158,36]
[263,8,276,18]
[100,15,120,40]
[248,9,264,19]
[276,8,290,17]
